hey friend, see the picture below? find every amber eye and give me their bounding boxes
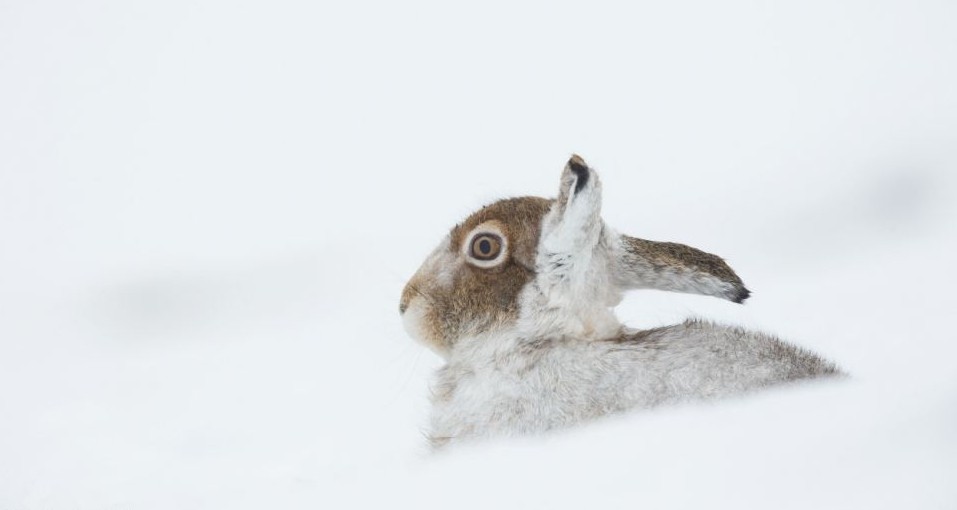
[470,234,503,261]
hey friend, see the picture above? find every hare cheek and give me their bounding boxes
[402,297,447,356]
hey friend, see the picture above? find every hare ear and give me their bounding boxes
[538,155,603,273]
[613,235,751,303]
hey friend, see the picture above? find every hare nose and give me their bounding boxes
[399,286,414,314]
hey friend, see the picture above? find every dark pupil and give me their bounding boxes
[479,239,492,254]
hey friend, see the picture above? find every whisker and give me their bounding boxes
[406,282,438,308]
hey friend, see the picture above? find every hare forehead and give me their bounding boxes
[450,196,553,256]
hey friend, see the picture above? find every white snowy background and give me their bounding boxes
[2,1,956,508]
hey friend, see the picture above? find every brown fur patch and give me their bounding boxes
[450,197,553,270]
[404,197,554,349]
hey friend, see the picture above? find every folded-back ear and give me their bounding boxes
[613,235,751,303]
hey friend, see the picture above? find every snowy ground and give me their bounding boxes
[2,1,956,508]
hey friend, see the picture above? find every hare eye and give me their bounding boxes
[470,234,502,261]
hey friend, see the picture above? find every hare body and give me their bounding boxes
[430,320,838,448]
[401,156,842,448]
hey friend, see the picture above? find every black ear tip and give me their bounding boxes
[568,154,588,174]
[732,287,751,304]
[568,154,589,192]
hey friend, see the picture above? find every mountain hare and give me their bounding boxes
[400,155,841,449]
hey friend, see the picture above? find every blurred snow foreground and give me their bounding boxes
[1,1,956,509]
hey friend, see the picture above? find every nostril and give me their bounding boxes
[399,301,408,314]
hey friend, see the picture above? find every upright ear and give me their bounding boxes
[612,234,751,303]
[538,155,604,277]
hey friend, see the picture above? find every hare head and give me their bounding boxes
[400,155,750,357]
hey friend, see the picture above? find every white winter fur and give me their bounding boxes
[429,320,835,448]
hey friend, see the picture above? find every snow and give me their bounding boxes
[1,1,956,508]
